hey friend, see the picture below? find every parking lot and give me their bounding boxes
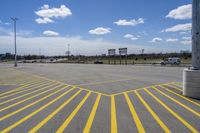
[0,63,199,133]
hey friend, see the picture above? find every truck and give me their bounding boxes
[161,57,181,65]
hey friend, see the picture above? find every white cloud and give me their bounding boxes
[43,30,59,36]
[179,31,190,35]
[35,4,72,24]
[166,4,192,20]
[0,35,157,56]
[89,27,111,35]
[150,37,163,43]
[182,36,191,40]
[163,23,191,32]
[181,40,192,45]
[35,17,54,24]
[5,22,11,25]
[124,34,139,41]
[166,38,178,42]
[0,27,34,37]
[180,36,191,45]
[114,18,144,26]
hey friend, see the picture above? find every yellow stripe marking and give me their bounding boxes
[0,85,68,121]
[0,79,44,97]
[75,78,135,86]
[28,89,82,133]
[0,86,74,132]
[152,87,200,117]
[79,88,109,96]
[56,92,91,133]
[144,88,198,133]
[111,95,118,133]
[124,93,145,133]
[159,85,200,107]
[135,91,171,133]
[165,84,182,91]
[0,83,61,112]
[0,82,57,106]
[0,80,52,100]
[83,94,101,133]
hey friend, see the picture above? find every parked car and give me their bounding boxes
[94,61,103,64]
[161,57,181,65]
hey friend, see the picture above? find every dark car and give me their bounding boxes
[94,61,103,64]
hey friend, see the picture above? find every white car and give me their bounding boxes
[161,57,181,65]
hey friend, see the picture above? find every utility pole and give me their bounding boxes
[11,17,18,67]
[68,44,70,59]
[183,0,200,99]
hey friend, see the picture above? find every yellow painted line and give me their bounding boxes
[112,82,177,96]
[0,83,62,112]
[0,85,71,121]
[83,94,101,133]
[28,89,81,133]
[56,92,91,133]
[144,89,199,133]
[159,85,200,107]
[0,86,75,132]
[111,95,118,133]
[173,82,182,86]
[0,79,44,97]
[0,82,59,105]
[0,83,18,86]
[79,88,110,96]
[135,91,171,133]
[12,68,71,86]
[0,80,53,100]
[165,84,182,91]
[75,78,135,86]
[152,86,200,117]
[124,93,145,133]
[112,87,146,96]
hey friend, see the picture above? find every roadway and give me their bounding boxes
[0,63,199,133]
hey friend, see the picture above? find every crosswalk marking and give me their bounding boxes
[0,83,61,112]
[135,91,171,133]
[0,86,73,133]
[56,91,91,133]
[124,92,145,133]
[144,88,199,133]
[0,79,45,97]
[0,80,52,100]
[159,85,200,107]
[165,84,182,91]
[111,95,118,133]
[28,88,81,133]
[83,94,101,133]
[152,86,200,117]
[0,85,70,121]
[0,82,58,106]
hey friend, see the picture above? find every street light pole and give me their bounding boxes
[11,18,18,67]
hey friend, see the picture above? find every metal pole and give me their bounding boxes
[192,0,200,70]
[68,44,70,60]
[11,18,18,67]
[119,53,121,65]
[125,53,127,65]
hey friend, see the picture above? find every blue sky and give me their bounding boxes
[0,0,192,55]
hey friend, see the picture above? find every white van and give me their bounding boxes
[161,57,181,65]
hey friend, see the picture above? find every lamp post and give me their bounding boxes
[11,18,18,67]
[183,0,200,99]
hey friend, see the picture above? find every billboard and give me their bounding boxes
[108,49,116,56]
